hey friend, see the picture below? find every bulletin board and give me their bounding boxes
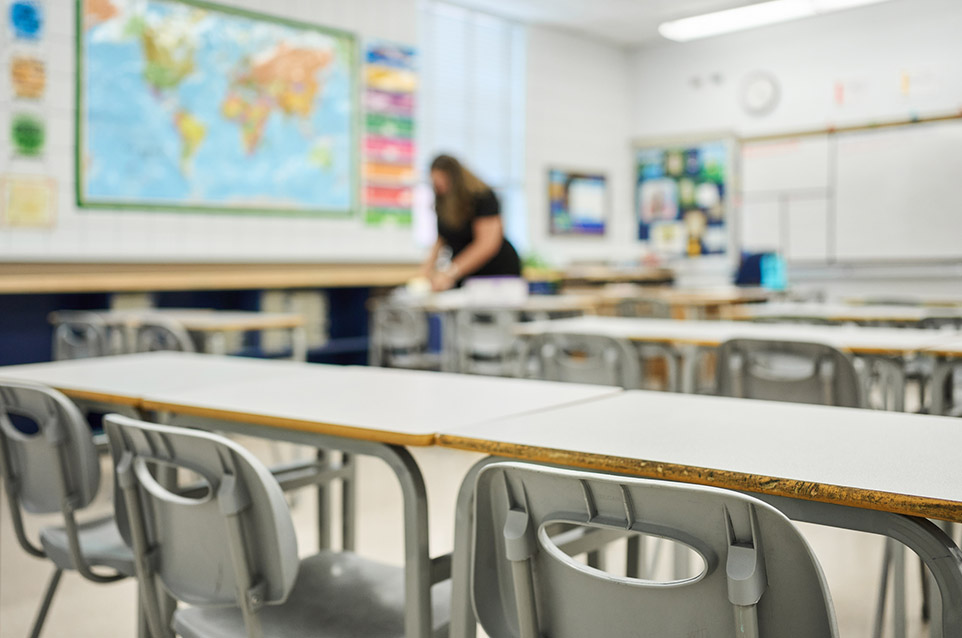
[635,138,732,258]
[548,168,607,236]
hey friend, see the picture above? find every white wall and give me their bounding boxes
[627,0,962,291]
[524,26,637,266]
[629,0,962,139]
[0,0,422,263]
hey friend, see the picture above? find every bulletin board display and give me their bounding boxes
[548,168,607,236]
[635,140,730,257]
[76,0,359,216]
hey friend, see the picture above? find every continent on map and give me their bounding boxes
[141,23,195,91]
[173,110,206,174]
[83,0,118,29]
[221,44,332,154]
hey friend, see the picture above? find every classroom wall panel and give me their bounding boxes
[524,26,636,265]
[785,198,830,263]
[0,0,422,263]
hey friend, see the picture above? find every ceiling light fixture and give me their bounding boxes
[658,0,894,42]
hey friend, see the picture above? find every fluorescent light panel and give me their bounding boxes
[659,0,894,42]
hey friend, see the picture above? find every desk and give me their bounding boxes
[438,391,962,637]
[0,352,621,638]
[593,286,773,319]
[54,309,308,360]
[383,292,599,372]
[513,316,956,398]
[729,302,962,324]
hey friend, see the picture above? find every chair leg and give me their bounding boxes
[29,568,63,638]
[873,540,893,638]
[921,555,931,623]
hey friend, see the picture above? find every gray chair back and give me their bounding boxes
[615,298,671,319]
[472,462,838,638]
[716,339,862,408]
[537,334,641,388]
[135,317,196,353]
[0,381,100,516]
[0,379,111,580]
[49,311,112,360]
[371,303,431,367]
[104,415,299,617]
[456,308,519,375]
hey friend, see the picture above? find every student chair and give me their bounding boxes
[615,298,671,319]
[48,311,113,360]
[468,462,838,638]
[715,339,863,408]
[103,414,451,638]
[135,318,196,353]
[0,381,136,638]
[455,308,520,376]
[535,333,641,389]
[369,303,438,370]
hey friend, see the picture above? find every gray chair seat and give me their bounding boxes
[39,514,135,575]
[174,550,451,638]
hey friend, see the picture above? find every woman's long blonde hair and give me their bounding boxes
[431,154,490,230]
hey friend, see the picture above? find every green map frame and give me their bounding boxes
[74,0,360,218]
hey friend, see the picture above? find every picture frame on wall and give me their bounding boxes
[548,167,607,236]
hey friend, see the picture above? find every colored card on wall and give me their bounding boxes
[11,112,45,156]
[0,175,57,227]
[9,1,43,40]
[10,55,46,99]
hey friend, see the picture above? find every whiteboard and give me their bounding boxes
[742,135,831,194]
[834,120,962,261]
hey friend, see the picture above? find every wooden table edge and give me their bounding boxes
[435,434,962,523]
[141,400,437,447]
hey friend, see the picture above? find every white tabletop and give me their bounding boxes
[65,309,305,331]
[438,390,962,522]
[513,316,957,354]
[597,285,772,306]
[0,352,621,446]
[731,302,962,323]
[396,290,598,314]
[0,352,318,405]
[142,364,622,446]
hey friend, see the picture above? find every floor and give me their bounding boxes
[0,435,938,638]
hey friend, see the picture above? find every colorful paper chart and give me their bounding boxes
[0,175,57,227]
[362,41,416,227]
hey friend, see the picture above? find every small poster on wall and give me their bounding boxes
[548,168,607,236]
[1,175,57,227]
[362,40,417,227]
[636,139,730,257]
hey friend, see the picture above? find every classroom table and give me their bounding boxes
[437,390,962,638]
[381,291,600,372]
[51,308,309,360]
[0,352,622,638]
[513,316,957,400]
[592,285,774,319]
[728,301,962,324]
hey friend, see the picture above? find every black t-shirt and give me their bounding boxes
[436,189,521,278]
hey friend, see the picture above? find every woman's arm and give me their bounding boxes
[419,238,443,278]
[431,216,503,291]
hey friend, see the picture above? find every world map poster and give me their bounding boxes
[77,0,358,215]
